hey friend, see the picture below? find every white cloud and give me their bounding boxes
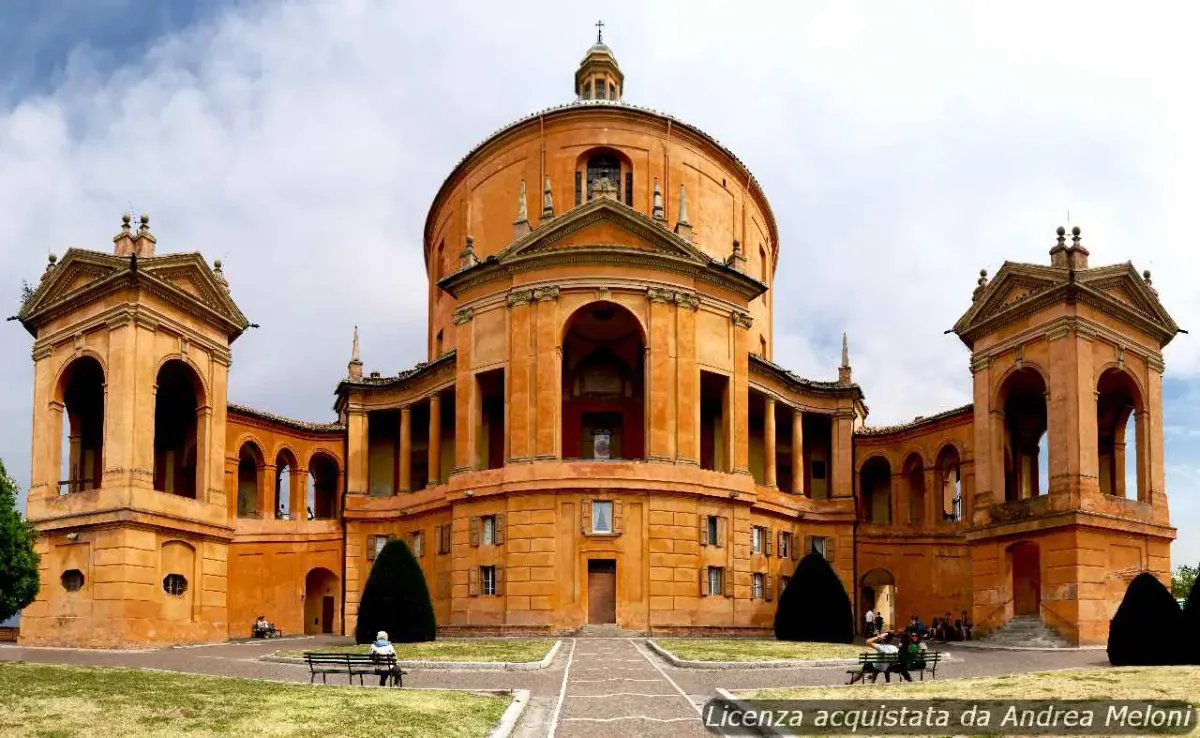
[2,0,1199,554]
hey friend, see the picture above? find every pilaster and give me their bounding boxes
[399,406,412,492]
[791,409,804,495]
[507,294,534,462]
[647,289,675,461]
[675,295,698,464]
[731,310,752,475]
[533,287,560,459]
[763,396,777,488]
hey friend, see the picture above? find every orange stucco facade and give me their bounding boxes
[14,42,1179,647]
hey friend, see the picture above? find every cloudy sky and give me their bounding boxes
[1,0,1197,567]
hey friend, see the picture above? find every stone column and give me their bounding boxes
[429,393,442,485]
[731,311,753,475]
[832,410,854,497]
[675,293,699,464]
[791,408,804,495]
[764,396,777,488]
[924,466,939,525]
[345,407,369,498]
[260,463,277,518]
[292,467,308,519]
[399,405,412,492]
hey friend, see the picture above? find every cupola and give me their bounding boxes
[575,22,623,101]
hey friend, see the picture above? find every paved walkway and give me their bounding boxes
[0,637,1110,737]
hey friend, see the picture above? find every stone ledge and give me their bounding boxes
[488,689,530,738]
[262,639,562,671]
[645,639,860,670]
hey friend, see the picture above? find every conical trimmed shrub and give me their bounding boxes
[774,551,854,643]
[355,539,436,644]
[1107,572,1182,666]
[1183,577,1200,665]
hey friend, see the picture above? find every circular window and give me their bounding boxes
[61,569,85,592]
[163,573,188,597]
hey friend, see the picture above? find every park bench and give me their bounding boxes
[845,651,942,684]
[303,652,407,687]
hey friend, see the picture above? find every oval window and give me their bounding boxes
[61,569,85,592]
[163,573,188,597]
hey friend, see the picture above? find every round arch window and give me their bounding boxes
[61,569,85,592]
[163,573,189,597]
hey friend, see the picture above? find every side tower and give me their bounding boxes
[16,214,248,647]
[953,226,1180,645]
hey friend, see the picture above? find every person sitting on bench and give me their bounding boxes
[849,631,900,684]
[252,615,276,638]
[368,631,403,687]
[889,629,927,683]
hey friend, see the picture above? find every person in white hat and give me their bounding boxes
[368,631,400,686]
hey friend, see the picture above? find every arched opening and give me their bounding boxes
[860,568,896,635]
[304,567,340,635]
[575,148,633,207]
[58,356,105,493]
[859,456,892,524]
[153,360,203,498]
[236,442,264,518]
[904,453,925,525]
[1000,368,1048,502]
[1097,368,1143,501]
[1008,541,1042,618]
[274,449,298,519]
[561,301,645,460]
[936,445,963,522]
[307,453,339,520]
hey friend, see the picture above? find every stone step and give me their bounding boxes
[980,616,1072,648]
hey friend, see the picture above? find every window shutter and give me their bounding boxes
[765,527,773,557]
[777,530,785,559]
[494,514,505,545]
[613,500,624,535]
[437,571,450,599]
[582,498,593,534]
[624,172,633,207]
[700,517,709,546]
[495,566,505,596]
[366,535,376,560]
[470,516,480,547]
[825,536,836,564]
[804,534,815,556]
[766,574,774,602]
[469,567,479,596]
[789,533,798,560]
[718,516,728,548]
[723,568,734,598]
[699,567,707,596]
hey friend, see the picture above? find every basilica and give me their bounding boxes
[13,37,1179,648]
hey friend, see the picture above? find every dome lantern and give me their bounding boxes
[576,21,623,101]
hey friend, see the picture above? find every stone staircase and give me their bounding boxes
[574,624,647,638]
[980,615,1072,648]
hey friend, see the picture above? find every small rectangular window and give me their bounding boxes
[367,534,390,561]
[596,78,606,98]
[625,172,633,207]
[812,460,827,480]
[752,526,763,554]
[780,532,792,559]
[781,575,791,591]
[437,524,450,555]
[575,171,583,206]
[811,536,827,558]
[482,516,496,546]
[481,566,496,596]
[592,500,613,533]
[708,566,723,596]
[753,572,764,599]
[410,530,424,557]
[707,516,720,547]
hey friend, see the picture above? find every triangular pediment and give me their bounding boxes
[493,196,714,266]
[17,248,249,339]
[952,260,1179,348]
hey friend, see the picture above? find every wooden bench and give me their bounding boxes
[846,651,942,684]
[302,652,407,687]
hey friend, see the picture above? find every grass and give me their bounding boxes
[654,638,865,662]
[743,665,1200,702]
[275,638,556,662]
[0,662,509,738]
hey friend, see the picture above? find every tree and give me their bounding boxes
[774,551,854,643]
[1107,571,1182,666]
[0,459,40,623]
[1171,564,1197,599]
[1183,575,1200,665]
[354,539,435,644]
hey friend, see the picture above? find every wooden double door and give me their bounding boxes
[587,559,617,625]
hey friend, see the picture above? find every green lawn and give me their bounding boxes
[275,638,556,662]
[654,638,865,662]
[0,662,509,738]
[744,665,1200,703]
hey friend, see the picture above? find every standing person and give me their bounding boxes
[849,631,901,684]
[874,611,884,636]
[961,610,973,640]
[864,607,876,637]
[368,631,402,686]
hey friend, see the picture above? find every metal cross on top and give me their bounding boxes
[595,19,604,44]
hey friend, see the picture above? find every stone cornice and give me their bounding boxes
[335,351,458,411]
[647,286,700,309]
[29,303,232,367]
[970,314,1165,369]
[748,355,863,401]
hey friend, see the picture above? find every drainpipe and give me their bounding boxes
[851,425,860,638]
[339,418,349,639]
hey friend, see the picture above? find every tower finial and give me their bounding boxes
[839,331,853,385]
[348,325,363,380]
[673,184,693,240]
[652,179,665,221]
[595,19,604,44]
[541,176,555,220]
